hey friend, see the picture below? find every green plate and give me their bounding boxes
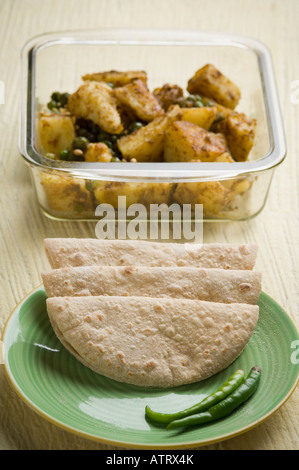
[2,286,299,449]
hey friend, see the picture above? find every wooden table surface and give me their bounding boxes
[0,0,298,450]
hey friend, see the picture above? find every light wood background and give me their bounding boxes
[0,0,298,450]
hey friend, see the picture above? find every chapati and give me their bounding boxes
[44,238,258,270]
[46,295,259,388]
[42,265,262,304]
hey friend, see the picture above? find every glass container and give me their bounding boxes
[19,29,286,221]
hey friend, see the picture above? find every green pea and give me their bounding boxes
[47,100,59,111]
[85,180,98,192]
[72,136,89,151]
[84,131,97,142]
[214,113,225,123]
[202,96,215,107]
[102,140,114,149]
[88,122,99,134]
[109,134,119,144]
[59,149,71,160]
[51,92,61,102]
[97,131,110,142]
[128,121,143,133]
[77,128,89,137]
[79,130,95,142]
[59,92,70,107]
[186,95,195,103]
[194,100,204,108]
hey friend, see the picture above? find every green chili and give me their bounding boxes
[167,366,262,430]
[145,369,245,425]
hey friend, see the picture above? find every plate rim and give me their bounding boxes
[2,285,299,449]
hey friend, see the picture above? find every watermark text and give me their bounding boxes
[290,80,299,104]
[291,339,299,365]
[95,196,203,243]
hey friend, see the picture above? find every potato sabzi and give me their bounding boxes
[39,64,256,217]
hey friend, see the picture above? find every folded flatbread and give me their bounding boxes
[46,295,259,388]
[44,238,258,270]
[42,265,262,305]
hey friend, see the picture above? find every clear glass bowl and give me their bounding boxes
[19,29,287,221]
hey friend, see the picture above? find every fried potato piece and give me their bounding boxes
[117,104,182,162]
[39,112,76,155]
[153,83,184,111]
[173,181,231,215]
[209,102,235,132]
[213,152,234,163]
[187,64,241,110]
[82,70,147,86]
[92,181,172,209]
[211,110,256,161]
[180,106,217,130]
[41,174,93,213]
[213,152,252,196]
[221,177,251,196]
[84,143,113,162]
[224,113,257,161]
[212,101,235,120]
[114,79,164,122]
[163,121,228,162]
[116,102,137,129]
[67,81,123,134]
[172,149,250,214]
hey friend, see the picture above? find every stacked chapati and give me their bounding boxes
[43,238,261,388]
